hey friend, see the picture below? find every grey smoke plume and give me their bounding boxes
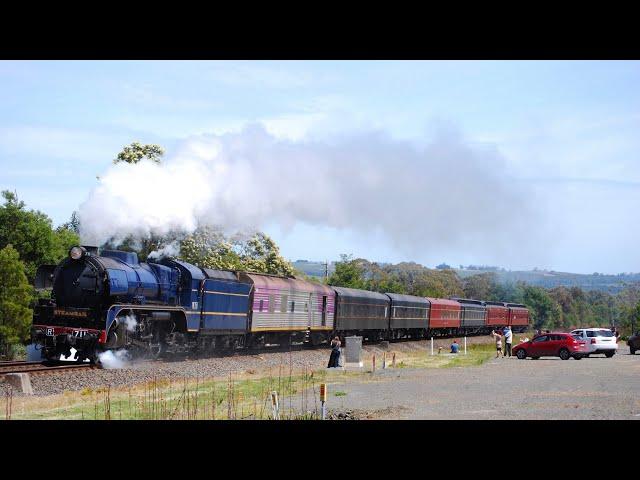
[78,124,534,259]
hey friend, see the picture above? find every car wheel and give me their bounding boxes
[573,355,582,360]
[630,346,636,355]
[559,348,570,360]
[605,351,615,358]
[516,349,527,360]
[583,354,590,358]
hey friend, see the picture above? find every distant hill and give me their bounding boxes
[455,269,640,293]
[292,259,640,293]
[292,260,335,279]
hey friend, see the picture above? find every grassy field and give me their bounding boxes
[3,341,499,420]
[4,367,331,420]
[373,343,496,370]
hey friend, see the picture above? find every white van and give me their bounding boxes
[570,328,618,357]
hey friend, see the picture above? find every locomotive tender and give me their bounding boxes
[31,246,529,362]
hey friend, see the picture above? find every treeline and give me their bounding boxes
[328,255,640,335]
[0,191,80,357]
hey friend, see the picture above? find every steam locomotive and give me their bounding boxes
[31,245,529,362]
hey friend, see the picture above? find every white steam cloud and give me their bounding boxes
[123,314,138,332]
[98,350,130,369]
[78,124,535,259]
[147,241,181,261]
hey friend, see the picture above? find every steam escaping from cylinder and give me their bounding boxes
[98,350,131,369]
[123,314,138,333]
[78,123,537,262]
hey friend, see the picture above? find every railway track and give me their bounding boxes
[0,361,98,376]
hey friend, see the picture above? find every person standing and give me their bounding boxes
[504,326,513,357]
[327,336,341,368]
[491,330,503,358]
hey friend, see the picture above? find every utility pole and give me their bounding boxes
[325,260,329,282]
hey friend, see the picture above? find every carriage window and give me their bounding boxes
[281,295,288,313]
[259,299,264,312]
[291,301,295,313]
[305,302,308,312]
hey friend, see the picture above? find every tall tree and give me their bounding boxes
[328,254,367,289]
[114,142,165,165]
[178,228,294,276]
[60,211,80,234]
[521,285,561,330]
[0,246,32,357]
[462,272,497,300]
[628,301,640,335]
[239,232,294,276]
[0,191,79,282]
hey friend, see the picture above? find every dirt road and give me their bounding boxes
[318,346,640,419]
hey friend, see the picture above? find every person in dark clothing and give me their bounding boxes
[328,336,341,368]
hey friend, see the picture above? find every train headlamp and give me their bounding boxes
[69,246,86,260]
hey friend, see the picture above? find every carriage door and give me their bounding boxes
[321,295,327,327]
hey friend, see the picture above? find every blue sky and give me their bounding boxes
[1,61,639,274]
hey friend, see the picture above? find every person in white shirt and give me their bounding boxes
[503,326,513,357]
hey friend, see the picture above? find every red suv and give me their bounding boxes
[513,333,587,360]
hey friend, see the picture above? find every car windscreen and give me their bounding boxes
[597,330,614,337]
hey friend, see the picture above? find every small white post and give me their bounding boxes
[464,336,467,355]
[271,391,280,420]
[382,352,387,369]
[431,337,434,356]
[320,383,327,420]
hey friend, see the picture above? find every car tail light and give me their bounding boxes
[591,338,596,344]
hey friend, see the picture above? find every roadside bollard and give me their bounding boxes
[464,336,467,355]
[392,352,396,367]
[431,337,434,355]
[271,391,280,420]
[382,352,387,369]
[372,354,376,373]
[320,383,327,420]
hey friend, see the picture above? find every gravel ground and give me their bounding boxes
[311,346,640,420]
[0,335,496,397]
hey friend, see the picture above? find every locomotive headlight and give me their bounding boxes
[69,246,85,260]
